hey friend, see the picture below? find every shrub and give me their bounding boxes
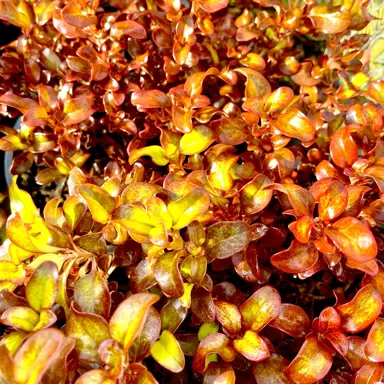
[0,0,384,383]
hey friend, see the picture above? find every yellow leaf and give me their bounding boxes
[14,328,65,384]
[129,145,169,166]
[198,323,220,341]
[109,293,159,350]
[168,187,210,229]
[0,261,26,285]
[78,184,116,224]
[1,306,40,331]
[150,330,185,373]
[26,261,59,313]
[0,330,28,356]
[180,125,216,155]
[9,176,39,224]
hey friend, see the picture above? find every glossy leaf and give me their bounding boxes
[131,90,170,109]
[285,334,333,384]
[337,284,382,333]
[269,304,310,338]
[309,5,352,34]
[109,293,159,350]
[214,300,242,334]
[325,217,377,262]
[240,286,281,332]
[330,127,358,168]
[364,318,384,362]
[210,118,248,145]
[233,330,270,362]
[78,184,116,224]
[150,330,185,373]
[253,353,292,384]
[205,221,251,261]
[275,109,316,142]
[180,125,216,155]
[193,333,236,373]
[271,240,319,274]
[154,252,184,297]
[240,174,273,214]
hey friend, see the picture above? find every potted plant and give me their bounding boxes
[0,0,384,383]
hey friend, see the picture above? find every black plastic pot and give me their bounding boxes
[2,117,21,190]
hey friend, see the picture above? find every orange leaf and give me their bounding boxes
[240,286,281,331]
[235,68,271,100]
[274,109,316,142]
[309,5,352,34]
[131,90,170,109]
[264,87,294,113]
[337,284,382,333]
[285,334,333,384]
[110,20,147,39]
[214,300,242,334]
[364,318,384,362]
[330,126,358,168]
[62,95,95,126]
[325,217,377,262]
[62,0,97,28]
[196,0,228,13]
[210,118,249,145]
[0,0,34,30]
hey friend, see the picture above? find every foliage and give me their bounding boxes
[0,0,384,383]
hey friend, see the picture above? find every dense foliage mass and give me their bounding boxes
[0,0,384,383]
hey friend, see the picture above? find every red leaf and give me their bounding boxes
[110,20,147,39]
[271,240,319,274]
[325,217,377,262]
[62,1,97,28]
[364,318,384,363]
[269,303,310,338]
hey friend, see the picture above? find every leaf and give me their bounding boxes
[233,330,270,362]
[309,5,352,34]
[13,329,65,384]
[78,184,116,224]
[240,174,273,214]
[196,0,228,13]
[150,330,185,373]
[63,195,86,231]
[364,166,384,193]
[160,299,188,333]
[210,118,249,145]
[62,96,95,126]
[330,127,358,168]
[318,307,341,334]
[75,370,114,384]
[240,286,281,332]
[284,184,315,217]
[324,331,348,356]
[192,333,236,373]
[130,307,161,362]
[310,178,348,222]
[205,221,251,261]
[62,0,97,28]
[0,0,34,30]
[0,94,37,114]
[325,217,377,262]
[74,271,111,319]
[269,304,310,338]
[337,284,382,333]
[168,187,210,229]
[0,261,26,285]
[1,306,39,331]
[9,176,39,224]
[154,252,184,297]
[131,90,170,109]
[129,146,169,166]
[271,240,319,274]
[285,334,333,384]
[26,261,58,313]
[110,20,147,39]
[214,300,242,334]
[274,109,316,142]
[264,87,295,113]
[34,0,58,25]
[175,125,213,155]
[234,68,271,100]
[345,336,369,371]
[354,363,384,384]
[253,353,292,384]
[109,293,159,350]
[65,305,110,362]
[191,288,216,323]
